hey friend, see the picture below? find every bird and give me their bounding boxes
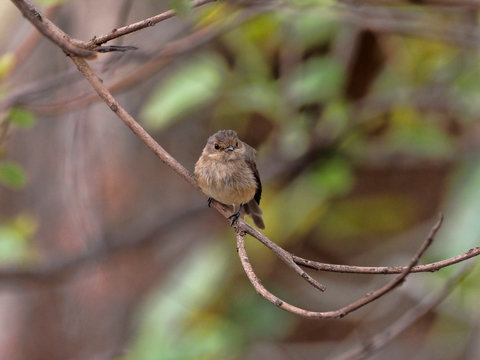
[194,130,265,229]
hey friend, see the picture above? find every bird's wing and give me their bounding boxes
[244,143,262,205]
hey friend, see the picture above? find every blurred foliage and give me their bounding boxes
[2,0,480,358]
[142,53,226,130]
[8,108,36,129]
[0,161,28,189]
[0,53,14,81]
[0,214,37,264]
[34,0,70,5]
[125,240,293,360]
[126,242,234,360]
[169,0,193,18]
[132,1,480,357]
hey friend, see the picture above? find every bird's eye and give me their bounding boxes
[214,144,220,150]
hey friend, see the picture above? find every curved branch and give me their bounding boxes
[7,0,480,321]
[236,216,442,319]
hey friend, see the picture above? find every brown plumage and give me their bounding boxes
[194,130,265,229]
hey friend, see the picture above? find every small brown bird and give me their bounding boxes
[194,130,265,229]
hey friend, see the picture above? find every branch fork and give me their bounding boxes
[7,0,480,320]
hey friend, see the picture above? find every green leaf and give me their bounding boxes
[289,14,338,49]
[35,0,70,5]
[169,0,192,17]
[388,107,454,158]
[287,56,345,105]
[307,158,353,196]
[0,162,28,190]
[127,242,234,360]
[8,108,36,129]
[435,156,480,258]
[229,81,283,118]
[0,214,37,264]
[0,53,14,81]
[142,54,225,130]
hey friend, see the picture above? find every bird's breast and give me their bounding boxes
[195,158,256,205]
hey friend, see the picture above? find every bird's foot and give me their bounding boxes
[228,210,241,226]
[207,197,212,207]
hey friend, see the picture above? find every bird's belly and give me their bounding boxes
[197,163,256,205]
[208,183,255,206]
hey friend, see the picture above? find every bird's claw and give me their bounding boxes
[228,210,241,226]
[207,197,212,207]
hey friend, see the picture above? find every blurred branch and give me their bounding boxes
[0,203,205,287]
[344,0,480,6]
[6,5,60,79]
[3,6,265,116]
[7,0,480,320]
[236,216,442,319]
[332,261,477,360]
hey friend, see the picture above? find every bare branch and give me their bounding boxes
[293,246,480,274]
[9,0,219,58]
[332,261,477,360]
[344,0,480,6]
[236,215,443,319]
[69,56,199,190]
[6,0,480,322]
[0,204,205,286]
[88,0,219,46]
[10,0,95,57]
[7,7,264,116]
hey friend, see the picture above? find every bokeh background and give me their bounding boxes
[1,0,480,359]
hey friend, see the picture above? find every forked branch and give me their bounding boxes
[235,215,443,319]
[6,0,480,320]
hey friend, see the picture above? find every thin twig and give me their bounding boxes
[9,0,219,58]
[8,7,265,115]
[292,247,480,274]
[7,0,480,321]
[332,260,477,360]
[88,0,219,46]
[236,215,443,319]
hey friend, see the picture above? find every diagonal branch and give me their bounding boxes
[10,0,95,57]
[7,0,480,321]
[69,56,199,190]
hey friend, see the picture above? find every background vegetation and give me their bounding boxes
[0,0,479,359]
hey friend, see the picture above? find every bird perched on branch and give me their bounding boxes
[194,130,265,229]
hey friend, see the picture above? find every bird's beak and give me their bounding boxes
[226,145,234,152]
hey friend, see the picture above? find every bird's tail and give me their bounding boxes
[244,200,265,229]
